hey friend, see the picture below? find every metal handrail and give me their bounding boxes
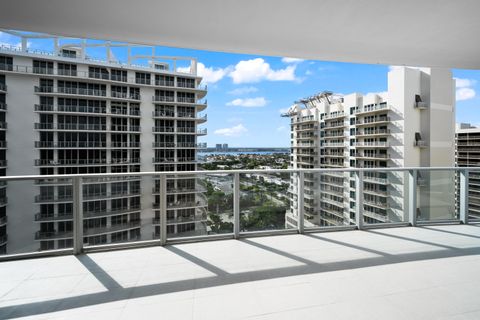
[0,166,473,261]
[0,167,476,181]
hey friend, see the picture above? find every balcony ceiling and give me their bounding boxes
[0,0,479,69]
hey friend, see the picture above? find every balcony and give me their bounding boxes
[34,86,108,98]
[0,82,6,92]
[34,123,107,131]
[110,91,141,101]
[352,152,390,160]
[0,57,207,92]
[356,129,391,137]
[353,141,389,148]
[354,103,390,115]
[14,224,479,319]
[354,117,390,126]
[110,125,141,132]
[0,167,478,319]
[292,117,316,124]
[152,96,175,103]
[35,104,108,115]
[155,79,175,87]
[84,220,141,236]
[34,230,73,240]
[35,141,106,148]
[323,112,346,120]
[34,159,109,167]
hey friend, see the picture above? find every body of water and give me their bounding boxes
[199,151,288,156]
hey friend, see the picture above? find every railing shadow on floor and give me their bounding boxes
[2,226,480,319]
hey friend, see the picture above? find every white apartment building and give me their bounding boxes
[285,67,455,228]
[0,32,207,254]
[456,123,480,220]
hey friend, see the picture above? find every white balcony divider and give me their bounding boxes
[459,169,469,224]
[355,171,364,229]
[408,169,418,226]
[297,172,305,234]
[0,167,477,261]
[233,173,240,239]
[72,177,83,255]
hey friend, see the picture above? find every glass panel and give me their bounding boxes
[166,173,233,239]
[239,172,291,232]
[417,169,457,221]
[362,170,408,225]
[303,171,352,228]
[83,175,145,247]
[467,170,480,221]
[1,177,74,256]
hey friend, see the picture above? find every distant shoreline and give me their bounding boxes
[200,151,289,156]
[200,148,289,153]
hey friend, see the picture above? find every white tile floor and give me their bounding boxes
[1,224,480,319]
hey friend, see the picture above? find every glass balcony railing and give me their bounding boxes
[0,167,475,260]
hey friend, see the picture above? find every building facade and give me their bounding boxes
[456,123,480,220]
[0,32,207,254]
[285,67,456,228]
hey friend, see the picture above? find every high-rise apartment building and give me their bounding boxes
[456,123,480,220]
[0,32,207,254]
[285,67,455,228]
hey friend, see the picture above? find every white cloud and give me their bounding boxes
[226,97,267,108]
[277,126,287,132]
[177,62,230,84]
[305,70,313,76]
[214,124,248,137]
[281,57,304,64]
[228,86,258,95]
[278,107,290,114]
[455,77,476,88]
[229,58,298,84]
[457,88,476,101]
[178,58,299,85]
[454,77,476,101]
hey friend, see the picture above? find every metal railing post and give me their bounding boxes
[233,173,240,239]
[408,169,417,226]
[355,170,364,230]
[297,171,305,234]
[459,169,469,224]
[72,177,84,255]
[160,174,167,245]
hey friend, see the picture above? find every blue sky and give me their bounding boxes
[1,31,479,148]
